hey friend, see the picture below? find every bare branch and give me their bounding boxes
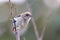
[39,21,48,40]
[39,10,53,40]
[16,30,20,40]
[23,36,26,40]
[9,0,13,19]
[31,17,39,40]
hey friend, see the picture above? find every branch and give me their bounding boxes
[38,21,48,40]
[9,0,13,19]
[31,17,39,40]
[39,10,53,40]
[16,30,20,40]
[23,36,26,40]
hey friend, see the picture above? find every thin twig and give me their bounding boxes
[9,0,13,19]
[39,21,48,40]
[23,36,26,40]
[16,30,20,40]
[39,10,53,40]
[31,17,39,40]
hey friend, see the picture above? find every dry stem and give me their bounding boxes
[31,17,39,40]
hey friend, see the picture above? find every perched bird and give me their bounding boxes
[12,11,32,36]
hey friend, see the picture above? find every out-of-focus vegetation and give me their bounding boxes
[0,0,60,40]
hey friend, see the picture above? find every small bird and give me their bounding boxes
[12,11,32,36]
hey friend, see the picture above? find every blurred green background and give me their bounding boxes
[0,0,60,40]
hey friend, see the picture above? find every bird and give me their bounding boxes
[12,11,32,36]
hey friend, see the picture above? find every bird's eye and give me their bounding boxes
[26,14,29,16]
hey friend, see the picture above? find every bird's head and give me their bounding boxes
[12,11,32,25]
